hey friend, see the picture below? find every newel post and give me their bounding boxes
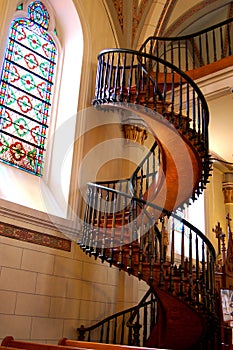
[132,321,142,346]
[77,325,86,340]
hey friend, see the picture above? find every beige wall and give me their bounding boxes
[0,233,146,341]
[0,0,148,343]
[0,202,148,342]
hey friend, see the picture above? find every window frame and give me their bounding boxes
[0,0,59,176]
[0,0,83,219]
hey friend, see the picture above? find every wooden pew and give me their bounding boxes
[0,347,28,350]
[1,337,92,350]
[58,338,167,350]
[1,336,169,350]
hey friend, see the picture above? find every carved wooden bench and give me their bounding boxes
[1,337,168,350]
[58,338,164,350]
[1,337,91,350]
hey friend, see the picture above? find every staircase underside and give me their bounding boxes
[100,102,202,214]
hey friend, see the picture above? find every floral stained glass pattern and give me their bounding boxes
[0,1,57,176]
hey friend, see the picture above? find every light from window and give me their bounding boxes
[0,1,57,176]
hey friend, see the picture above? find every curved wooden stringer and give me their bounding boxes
[146,287,206,350]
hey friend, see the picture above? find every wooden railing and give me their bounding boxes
[77,288,157,346]
[140,17,233,75]
[92,48,211,197]
[80,182,216,312]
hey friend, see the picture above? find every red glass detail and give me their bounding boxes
[10,141,26,161]
[3,111,13,129]
[17,95,33,113]
[24,53,38,70]
[42,43,49,57]
[37,82,46,98]
[10,66,20,83]
[17,27,26,41]
[30,125,40,143]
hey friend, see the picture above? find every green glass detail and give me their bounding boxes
[0,135,9,154]
[14,117,29,137]
[33,103,43,121]
[39,62,49,78]
[21,73,36,91]
[17,3,23,11]
[28,1,50,30]
[27,34,41,50]
[27,148,36,166]
[14,45,24,62]
[5,87,16,105]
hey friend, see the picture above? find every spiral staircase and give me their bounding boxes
[78,18,233,350]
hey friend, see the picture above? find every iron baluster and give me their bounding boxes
[205,32,210,64]
[220,26,224,58]
[179,223,185,296]
[212,28,217,62]
[188,229,193,301]
[227,22,232,56]
[119,52,126,102]
[169,219,175,293]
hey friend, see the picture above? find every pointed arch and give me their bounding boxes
[0,0,84,217]
[0,1,58,176]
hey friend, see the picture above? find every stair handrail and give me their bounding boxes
[129,140,159,197]
[77,287,157,345]
[94,47,209,142]
[80,181,217,319]
[139,17,233,71]
[93,47,211,196]
[92,48,209,119]
[85,182,216,260]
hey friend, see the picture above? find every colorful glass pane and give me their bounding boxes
[0,1,57,176]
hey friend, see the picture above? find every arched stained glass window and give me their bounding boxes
[0,1,57,176]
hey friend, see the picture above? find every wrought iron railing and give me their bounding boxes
[140,17,233,72]
[79,182,216,315]
[77,287,157,346]
[92,48,211,198]
[129,141,160,199]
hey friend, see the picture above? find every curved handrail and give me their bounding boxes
[141,17,233,49]
[86,182,216,261]
[80,181,217,320]
[140,17,233,71]
[93,47,211,197]
[77,287,157,344]
[129,140,159,197]
[94,47,209,138]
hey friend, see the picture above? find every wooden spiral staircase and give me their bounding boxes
[78,18,233,350]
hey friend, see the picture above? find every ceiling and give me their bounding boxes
[107,0,233,48]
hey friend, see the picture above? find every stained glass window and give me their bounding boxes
[0,1,57,176]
